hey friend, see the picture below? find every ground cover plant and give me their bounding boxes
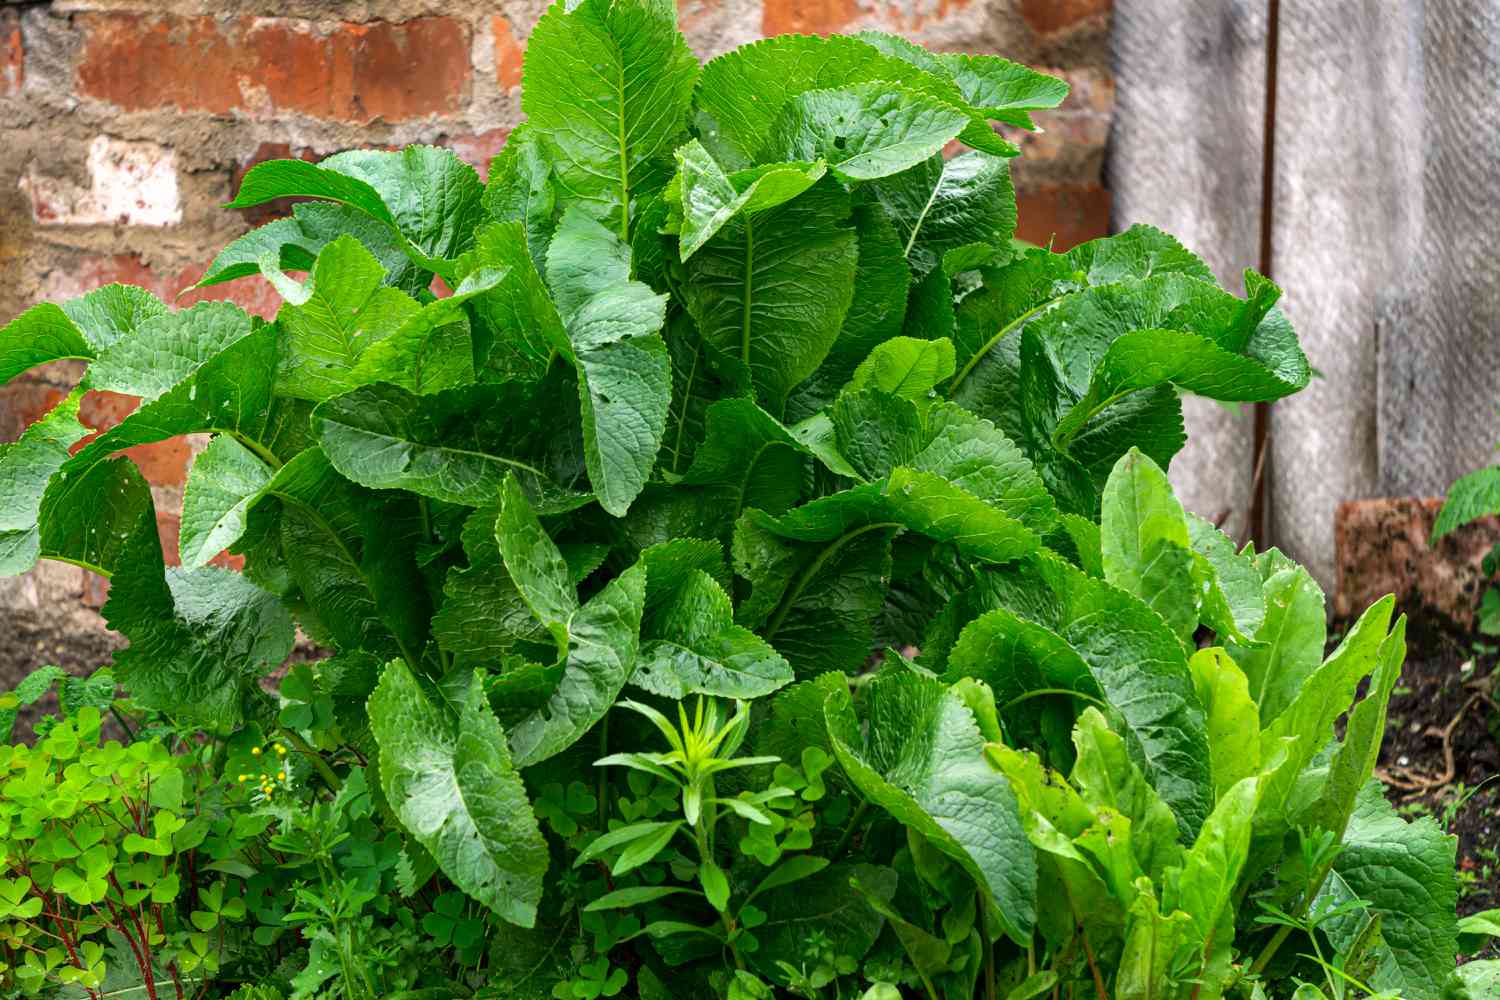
[0,0,1491,996]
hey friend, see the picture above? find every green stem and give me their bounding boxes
[948,301,1052,398]
[982,902,998,1000]
[280,726,342,792]
[764,523,902,641]
[227,430,283,471]
[832,800,871,858]
[1246,859,1336,979]
[694,813,744,971]
[598,715,611,830]
[1001,688,1109,712]
[110,706,137,743]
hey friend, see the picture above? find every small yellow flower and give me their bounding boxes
[237,774,247,782]
[276,771,286,781]
[251,747,262,756]
[274,744,287,756]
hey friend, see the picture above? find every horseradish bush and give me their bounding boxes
[1,0,1489,996]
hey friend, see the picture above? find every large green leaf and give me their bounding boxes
[825,667,1037,944]
[1161,776,1258,943]
[270,236,422,401]
[228,146,485,272]
[85,300,255,401]
[545,208,672,516]
[677,398,815,520]
[867,151,1016,276]
[693,33,1018,167]
[1100,448,1197,640]
[853,32,1068,129]
[682,181,858,412]
[1070,708,1184,885]
[370,661,549,927]
[63,324,280,489]
[433,505,554,665]
[784,205,911,421]
[671,140,826,260]
[1227,550,1326,726]
[0,390,88,575]
[35,457,153,579]
[103,502,294,730]
[1433,465,1500,541]
[1186,648,1261,801]
[632,568,792,699]
[1320,783,1459,1000]
[944,606,1096,764]
[506,561,646,768]
[496,475,647,766]
[313,383,587,511]
[1187,513,1266,645]
[764,474,1038,564]
[254,448,430,661]
[1021,274,1304,467]
[0,284,166,385]
[454,221,565,384]
[179,434,275,570]
[1300,616,1406,838]
[764,83,970,181]
[732,510,895,677]
[910,402,1057,533]
[659,315,723,477]
[961,553,1213,835]
[947,225,1214,409]
[196,201,425,296]
[521,0,698,238]
[1257,596,1395,828]
[481,122,557,276]
[347,267,505,395]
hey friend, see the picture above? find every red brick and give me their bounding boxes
[157,509,182,567]
[1016,184,1110,251]
[492,15,524,92]
[44,253,283,321]
[76,390,192,489]
[1335,498,1498,629]
[1020,0,1111,35]
[442,128,511,180]
[2,11,21,97]
[76,14,471,123]
[0,380,67,443]
[762,0,861,36]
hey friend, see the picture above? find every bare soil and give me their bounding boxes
[1364,623,1500,960]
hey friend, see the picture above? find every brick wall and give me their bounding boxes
[0,0,1113,676]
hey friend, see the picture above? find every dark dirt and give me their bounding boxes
[0,607,124,742]
[1357,622,1500,960]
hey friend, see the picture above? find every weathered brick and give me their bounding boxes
[1015,183,1110,250]
[2,10,21,97]
[21,136,181,227]
[492,15,524,92]
[762,0,861,36]
[1335,498,1499,629]
[1005,67,1114,189]
[677,0,722,34]
[76,14,471,122]
[42,253,283,321]
[77,391,192,489]
[0,379,67,443]
[1020,0,1111,35]
[442,128,511,180]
